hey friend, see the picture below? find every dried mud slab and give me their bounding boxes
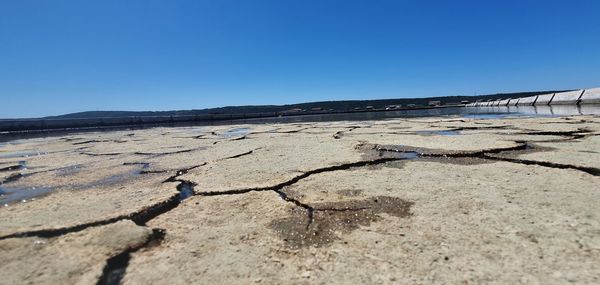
[0,177,177,237]
[507,116,600,132]
[0,220,152,285]
[347,132,522,153]
[124,192,309,284]
[274,161,600,284]
[3,158,152,190]
[0,114,599,284]
[488,135,600,170]
[181,133,365,193]
[134,139,260,173]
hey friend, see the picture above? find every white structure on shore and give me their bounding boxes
[466,87,600,107]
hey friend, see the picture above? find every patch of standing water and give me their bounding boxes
[1,162,153,206]
[55,164,85,176]
[416,130,460,136]
[187,127,206,135]
[0,185,53,205]
[375,148,420,160]
[463,113,526,120]
[177,182,195,201]
[0,150,47,159]
[76,167,146,189]
[218,127,251,139]
[394,151,420,160]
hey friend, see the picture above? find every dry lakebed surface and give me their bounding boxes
[1,115,599,284]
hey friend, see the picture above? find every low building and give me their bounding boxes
[428,101,441,106]
[282,108,304,114]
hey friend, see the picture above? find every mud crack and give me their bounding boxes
[373,143,531,158]
[274,189,315,228]
[220,148,262,161]
[81,152,123,157]
[0,165,25,172]
[191,157,415,249]
[134,148,198,157]
[0,194,179,240]
[0,172,25,184]
[163,163,207,183]
[374,143,600,177]
[481,155,600,176]
[197,157,403,197]
[96,228,165,285]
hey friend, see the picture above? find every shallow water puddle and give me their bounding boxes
[415,130,460,136]
[218,127,251,139]
[0,163,152,205]
[76,167,146,189]
[462,113,525,120]
[177,182,195,201]
[0,150,47,159]
[375,148,420,160]
[55,164,85,176]
[0,185,53,205]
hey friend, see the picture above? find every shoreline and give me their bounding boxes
[1,114,599,284]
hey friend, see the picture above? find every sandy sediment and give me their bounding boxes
[1,115,599,284]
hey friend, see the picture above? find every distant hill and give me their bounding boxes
[47,90,565,119]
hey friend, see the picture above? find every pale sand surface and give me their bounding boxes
[1,115,599,284]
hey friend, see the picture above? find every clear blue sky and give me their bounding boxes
[1,0,599,118]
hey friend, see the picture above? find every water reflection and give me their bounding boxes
[218,127,251,138]
[2,105,600,143]
[233,104,600,124]
[467,104,600,117]
[0,185,53,205]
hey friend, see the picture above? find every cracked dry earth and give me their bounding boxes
[1,115,600,284]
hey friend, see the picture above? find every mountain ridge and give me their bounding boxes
[40,90,566,120]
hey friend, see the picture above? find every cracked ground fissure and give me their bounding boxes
[374,143,532,158]
[3,131,595,242]
[375,142,600,177]
[0,163,206,283]
[197,157,403,197]
[514,130,591,142]
[1,163,91,184]
[0,162,208,240]
[94,164,204,285]
[100,139,597,253]
[1,172,25,184]
[9,134,588,240]
[0,165,24,172]
[3,129,599,283]
[0,193,180,240]
[96,228,166,285]
[481,155,600,176]
[220,148,262,160]
[191,157,410,236]
[1,153,242,239]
